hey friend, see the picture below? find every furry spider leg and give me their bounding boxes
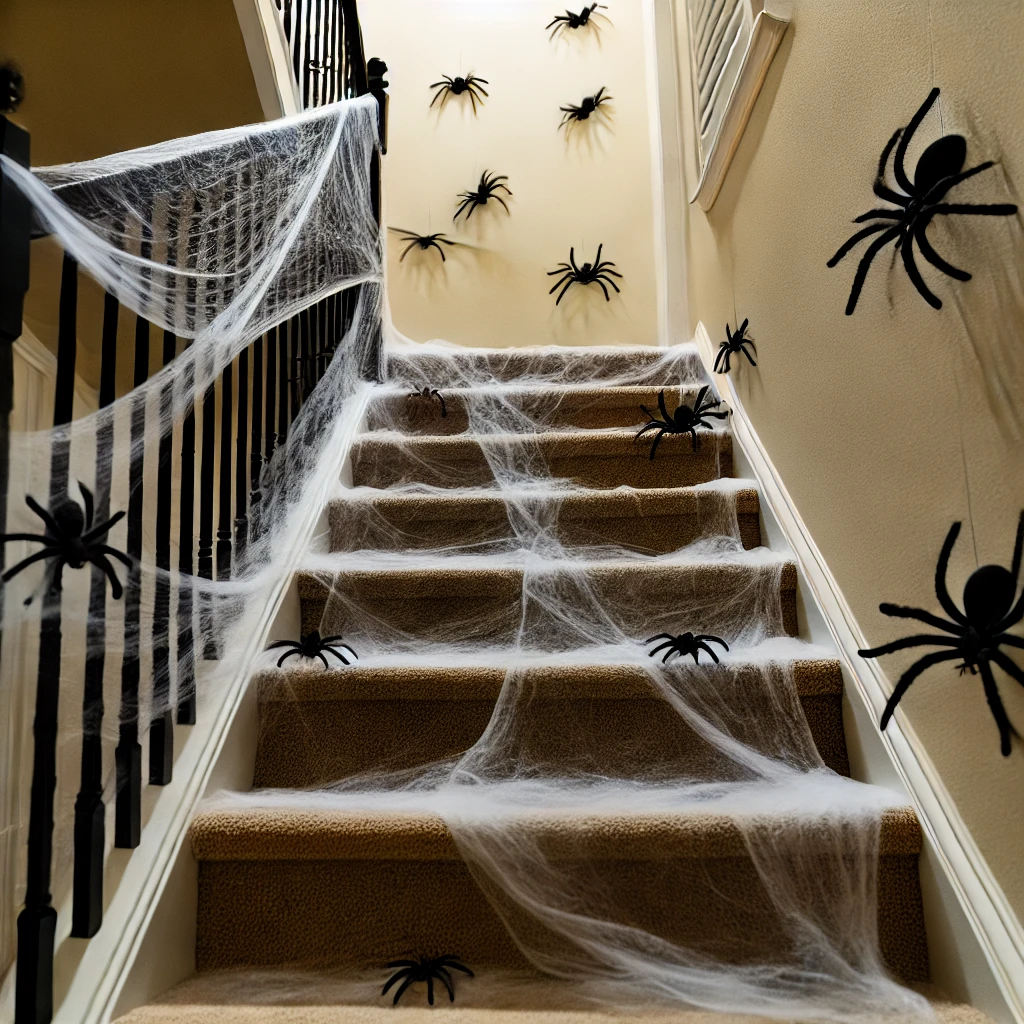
[595,272,621,294]
[25,494,61,534]
[929,202,1020,218]
[315,652,330,670]
[913,217,970,281]
[892,88,940,194]
[877,602,962,633]
[274,648,302,668]
[879,649,962,731]
[839,225,902,315]
[90,551,130,599]
[873,128,906,204]
[899,228,941,309]
[81,510,127,544]
[693,643,720,663]
[435,968,456,1002]
[647,640,679,661]
[934,522,970,625]
[979,658,1018,756]
[388,975,416,1006]
[859,633,962,658]
[1,547,56,584]
[553,275,576,305]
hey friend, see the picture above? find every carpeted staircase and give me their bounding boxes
[115,344,960,1023]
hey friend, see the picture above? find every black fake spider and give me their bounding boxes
[635,385,727,460]
[827,88,1018,315]
[859,513,1024,757]
[559,87,612,132]
[647,631,729,665]
[389,227,458,262]
[0,483,131,604]
[454,171,512,221]
[266,628,358,669]
[430,73,489,114]
[382,954,474,1006]
[547,244,622,304]
[407,386,447,418]
[714,318,757,373]
[546,3,608,38]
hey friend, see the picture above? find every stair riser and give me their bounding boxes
[351,438,732,490]
[196,854,927,984]
[298,566,798,646]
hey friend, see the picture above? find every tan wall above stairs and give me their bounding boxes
[358,0,660,348]
[675,0,1024,924]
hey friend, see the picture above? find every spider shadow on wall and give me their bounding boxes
[387,228,504,298]
[561,99,616,158]
[547,5,611,51]
[548,259,630,338]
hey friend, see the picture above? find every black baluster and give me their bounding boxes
[176,350,197,724]
[248,335,264,529]
[302,0,314,107]
[71,290,117,938]
[16,252,75,1024]
[279,320,292,438]
[234,347,249,558]
[266,325,280,461]
[197,362,216,657]
[216,360,233,580]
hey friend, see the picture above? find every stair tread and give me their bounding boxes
[190,802,921,862]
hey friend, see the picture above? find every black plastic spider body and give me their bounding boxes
[559,87,612,131]
[858,513,1024,756]
[266,629,358,669]
[382,955,474,1006]
[390,228,457,262]
[647,631,729,665]
[407,386,447,418]
[430,73,489,113]
[714,318,757,373]
[546,3,607,37]
[547,244,622,304]
[635,386,727,460]
[0,484,130,604]
[455,171,512,221]
[827,88,1018,315]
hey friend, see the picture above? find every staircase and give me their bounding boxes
[115,344,959,1022]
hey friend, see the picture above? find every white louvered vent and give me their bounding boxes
[684,0,788,210]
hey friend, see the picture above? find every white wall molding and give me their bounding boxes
[233,0,301,120]
[695,321,1024,1023]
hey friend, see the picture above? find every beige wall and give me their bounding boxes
[676,0,1024,919]
[359,0,659,348]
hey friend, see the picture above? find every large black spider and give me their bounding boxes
[389,227,458,262]
[407,386,447,418]
[382,955,474,1006]
[714,318,757,374]
[546,4,608,39]
[647,631,729,665]
[635,385,727,460]
[454,171,512,221]
[547,244,622,304]
[266,628,358,669]
[430,73,489,114]
[559,87,612,132]
[0,483,131,605]
[827,88,1018,315]
[858,513,1024,757]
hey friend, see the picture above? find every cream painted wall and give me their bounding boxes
[359,0,659,348]
[675,0,1024,922]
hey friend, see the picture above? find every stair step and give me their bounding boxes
[190,802,928,984]
[369,385,708,435]
[295,557,799,645]
[253,659,850,787]
[329,485,761,553]
[386,344,703,387]
[351,429,732,490]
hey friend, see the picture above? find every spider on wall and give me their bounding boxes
[389,227,459,262]
[559,87,612,133]
[547,244,622,304]
[714,319,757,373]
[827,88,1018,314]
[429,73,489,114]
[454,171,512,221]
[546,4,609,40]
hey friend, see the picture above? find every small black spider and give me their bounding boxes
[407,386,447,418]
[559,87,612,133]
[647,631,729,665]
[546,3,608,39]
[266,628,358,669]
[389,228,458,263]
[0,483,131,604]
[430,73,489,114]
[635,385,727,460]
[382,955,474,1006]
[547,244,622,304]
[827,88,1018,315]
[859,513,1024,757]
[454,171,512,221]
[714,318,757,373]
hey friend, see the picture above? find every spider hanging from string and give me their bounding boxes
[429,73,489,114]
[389,227,459,263]
[635,386,727,460]
[859,512,1024,756]
[559,87,612,132]
[827,87,1018,314]
[454,171,512,221]
[407,386,447,418]
[0,482,131,604]
[546,4,608,39]
[647,631,729,665]
[714,318,757,373]
[266,629,358,669]
[547,244,622,304]
[382,955,474,1006]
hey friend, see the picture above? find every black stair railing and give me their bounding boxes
[3,0,386,1016]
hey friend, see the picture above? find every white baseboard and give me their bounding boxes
[695,321,1024,1023]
